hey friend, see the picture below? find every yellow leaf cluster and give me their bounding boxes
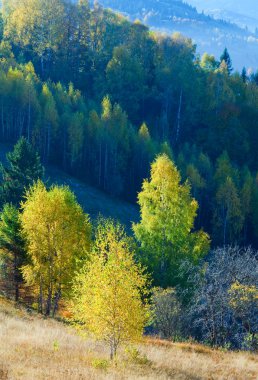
[71,219,150,359]
[21,181,91,313]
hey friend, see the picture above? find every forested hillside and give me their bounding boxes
[92,0,258,70]
[0,0,258,247]
[0,0,257,361]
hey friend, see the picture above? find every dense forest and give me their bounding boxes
[1,0,258,247]
[0,0,257,355]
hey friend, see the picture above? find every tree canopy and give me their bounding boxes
[133,154,210,287]
[0,0,257,246]
[71,219,150,359]
[0,137,44,207]
[21,181,91,315]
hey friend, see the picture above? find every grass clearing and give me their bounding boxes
[0,297,257,380]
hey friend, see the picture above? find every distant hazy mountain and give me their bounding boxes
[188,0,258,32]
[93,0,258,71]
[187,0,258,20]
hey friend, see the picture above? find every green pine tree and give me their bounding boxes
[220,48,233,75]
[0,137,44,207]
[0,204,26,301]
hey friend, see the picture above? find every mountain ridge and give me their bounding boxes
[188,0,258,33]
[92,0,258,70]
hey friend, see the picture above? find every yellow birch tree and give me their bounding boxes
[21,181,91,316]
[71,219,150,360]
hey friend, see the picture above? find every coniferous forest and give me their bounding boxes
[0,0,257,364]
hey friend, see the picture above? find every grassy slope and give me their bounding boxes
[0,297,257,380]
[0,145,257,379]
[46,167,139,228]
[0,143,139,229]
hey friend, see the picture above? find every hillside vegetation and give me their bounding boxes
[0,1,257,374]
[1,0,258,247]
[0,297,257,380]
[187,0,258,47]
[47,166,139,228]
[94,0,258,70]
[0,143,139,228]
[0,139,256,354]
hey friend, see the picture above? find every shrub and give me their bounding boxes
[91,359,109,371]
[53,340,60,352]
[186,246,258,350]
[125,346,150,365]
[152,287,182,339]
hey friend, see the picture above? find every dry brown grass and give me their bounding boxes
[0,297,257,380]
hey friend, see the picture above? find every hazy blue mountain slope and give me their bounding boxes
[188,0,258,32]
[188,0,258,19]
[93,0,258,70]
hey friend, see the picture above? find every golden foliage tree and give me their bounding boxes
[4,0,65,75]
[71,219,150,360]
[21,181,91,316]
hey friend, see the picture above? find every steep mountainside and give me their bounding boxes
[93,0,258,70]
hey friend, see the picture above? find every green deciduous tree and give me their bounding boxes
[106,46,145,120]
[40,83,59,162]
[133,154,210,288]
[214,177,243,245]
[213,152,243,245]
[4,0,65,77]
[200,53,218,72]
